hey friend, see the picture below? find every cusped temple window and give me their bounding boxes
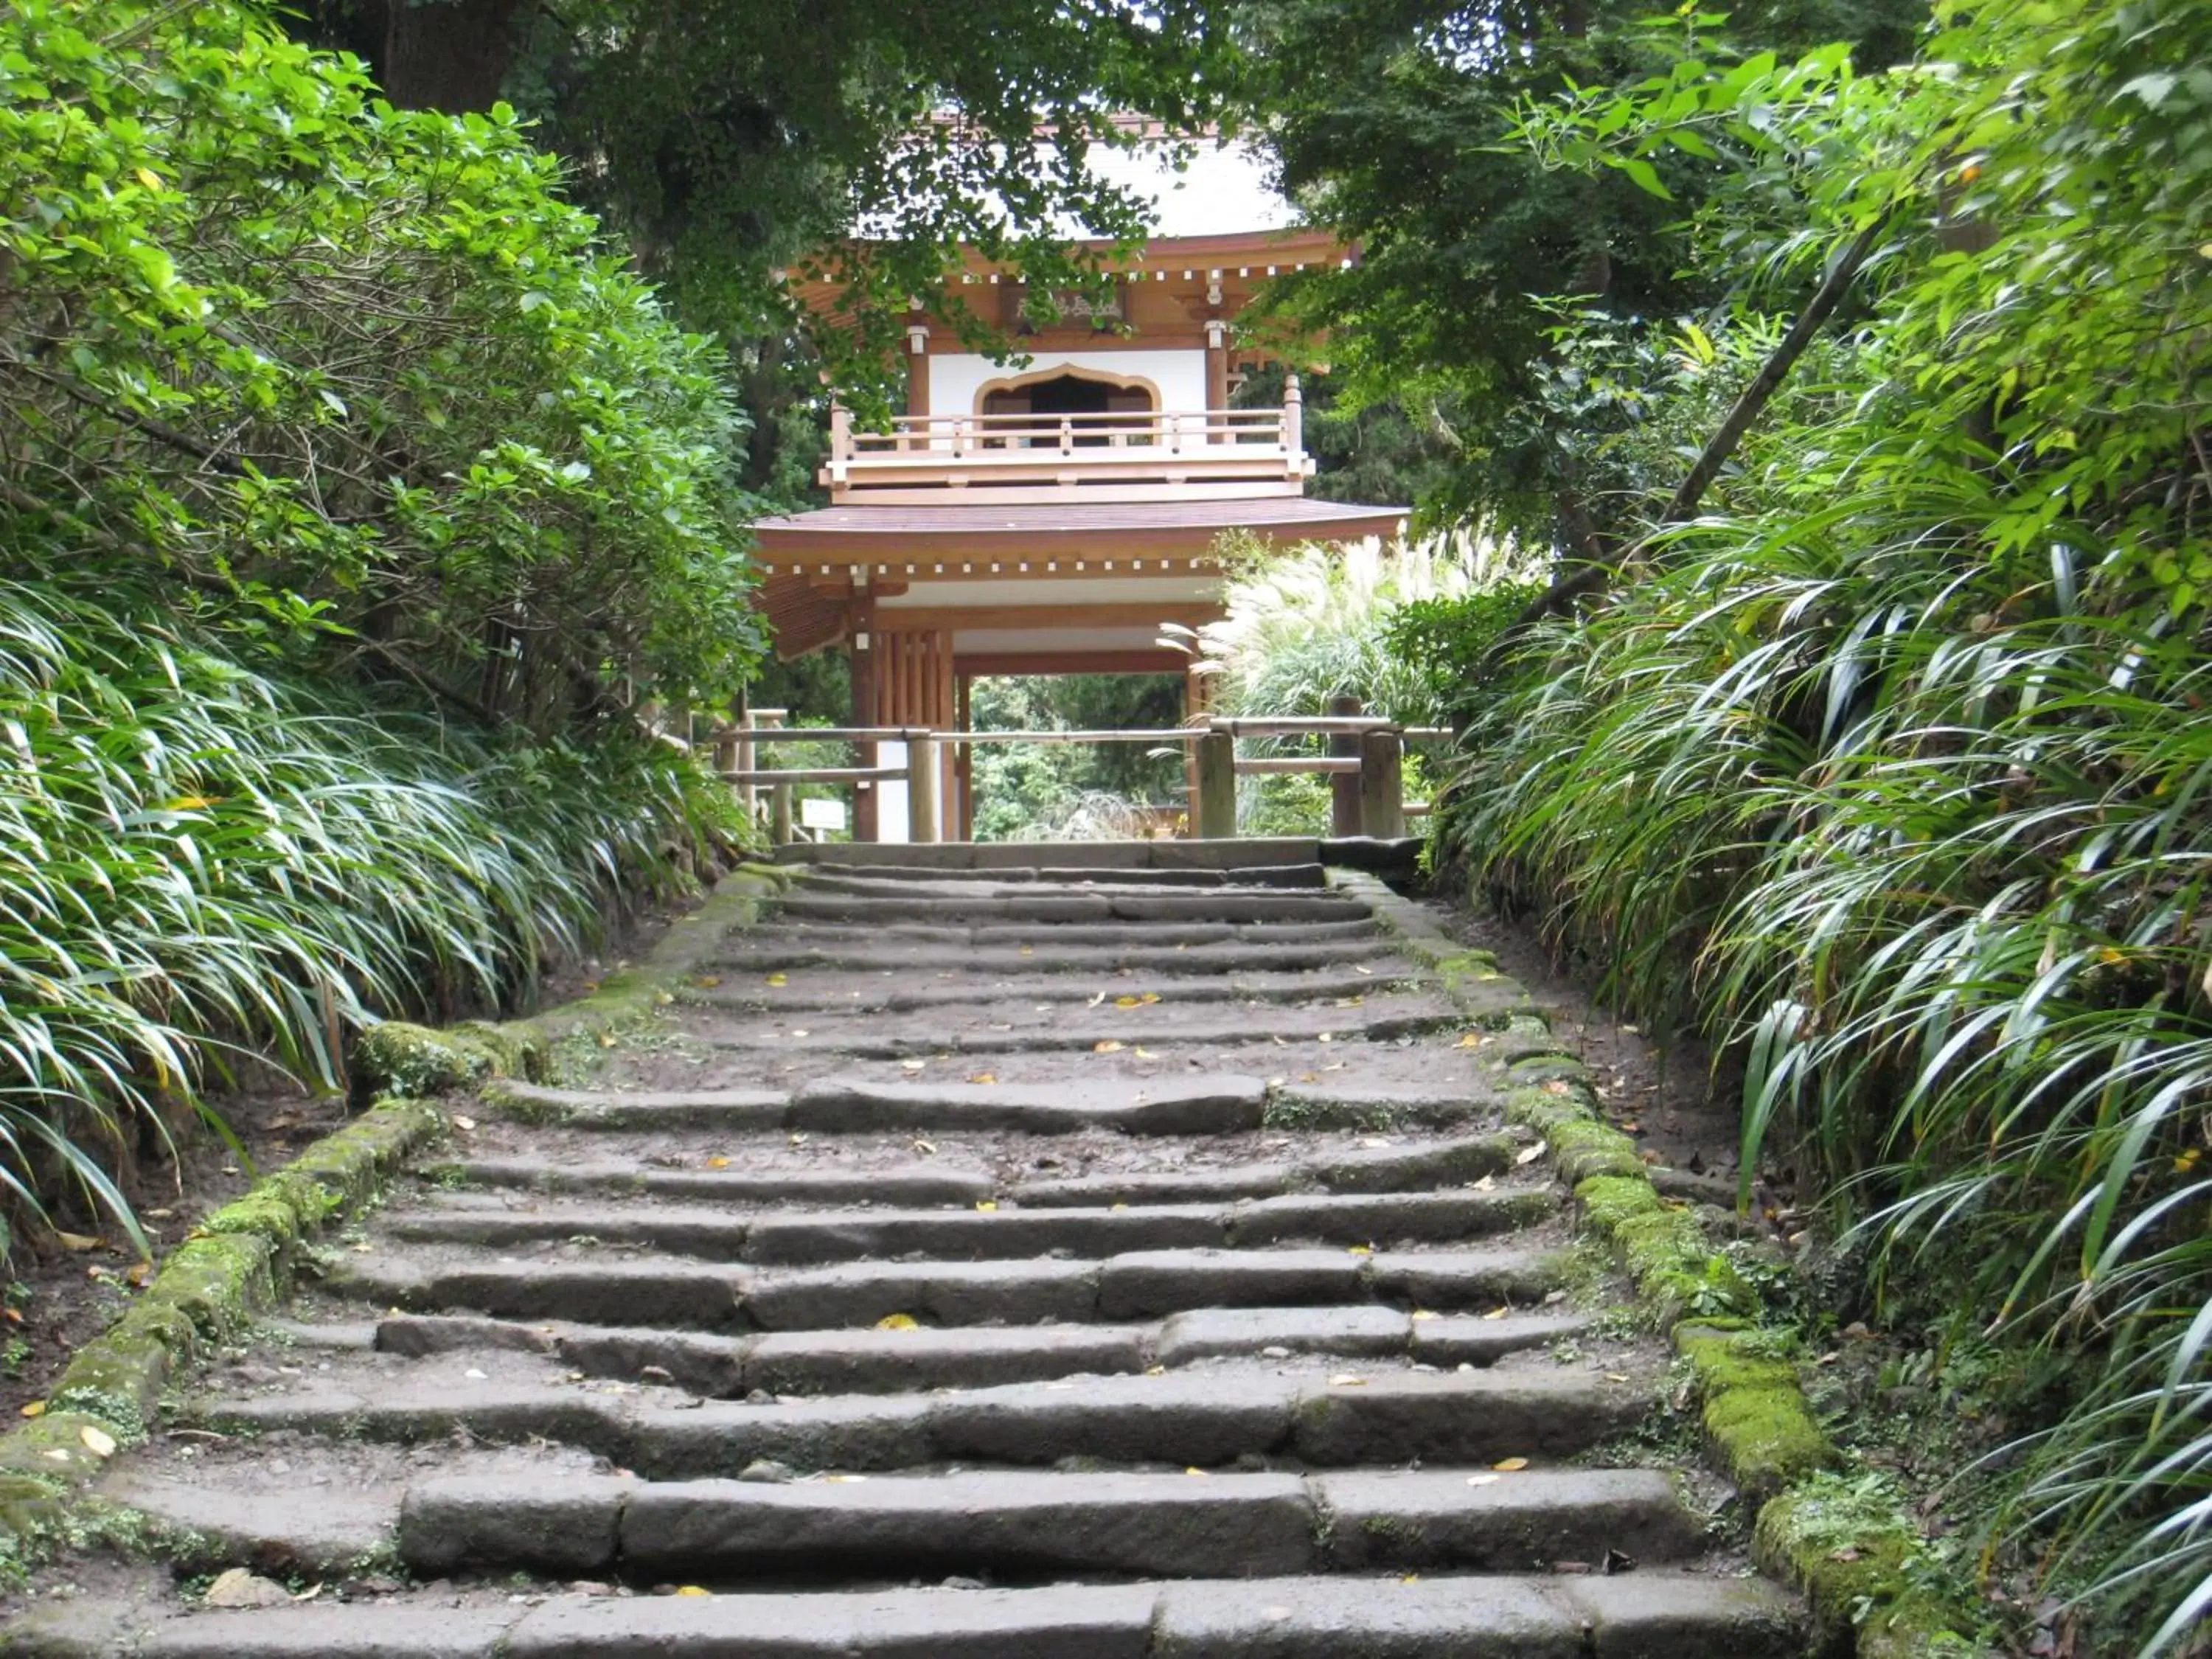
[979,371,1157,447]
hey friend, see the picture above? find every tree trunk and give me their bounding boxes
[366,0,524,113]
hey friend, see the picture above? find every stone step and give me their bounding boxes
[384,1189,1553,1264]
[714,917,1385,956]
[697,964,1420,1012]
[684,999,1459,1057]
[801,861,1330,890]
[482,1077,1508,1138]
[394,1466,1705,1582]
[781,836,1327,872]
[14,1572,1804,1658]
[708,939,1394,975]
[327,1244,1567,1331]
[776,889,1372,926]
[371,1304,1590,1394]
[437,1157,996,1207]
[441,1132,1516,1206]
[198,1368,1647,1475]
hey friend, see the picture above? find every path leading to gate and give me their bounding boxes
[22,842,1802,1657]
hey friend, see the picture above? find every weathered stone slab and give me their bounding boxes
[744,1203,1225,1265]
[1098,1248,1364,1319]
[926,1374,1299,1467]
[740,1258,1099,1330]
[1152,1574,1583,1658]
[745,1324,1147,1394]
[619,1471,1315,1579]
[507,1585,1158,1659]
[1291,1374,1644,1465]
[1314,1468,1703,1570]
[1224,1189,1548,1248]
[1558,1573,1807,1658]
[789,1075,1266,1136]
[1155,1305,1411,1365]
[398,1474,627,1575]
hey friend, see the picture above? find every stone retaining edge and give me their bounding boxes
[1330,866,1982,1659]
[0,863,787,1580]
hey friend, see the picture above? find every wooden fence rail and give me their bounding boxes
[708,714,1456,844]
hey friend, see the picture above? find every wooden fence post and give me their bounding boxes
[905,731,939,844]
[771,782,793,846]
[1357,730,1405,839]
[1195,731,1237,838]
[1328,695,1365,838]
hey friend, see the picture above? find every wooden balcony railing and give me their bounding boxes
[820,404,1312,504]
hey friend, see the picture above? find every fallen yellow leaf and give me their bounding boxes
[967,1072,998,1085]
[975,1201,998,1213]
[80,1425,117,1458]
[1115,995,1142,1008]
[1132,1047,1157,1059]
[760,973,782,987]
[675,1585,712,1598]
[1482,1306,1509,1321]
[1019,945,1034,956]
[695,974,725,988]
[1184,1467,1209,1477]
[707,1156,731,1169]
[1492,1456,1529,1472]
[54,1231,101,1253]
[125,1262,152,1287]
[1093,1040,1126,1054]
[1346,1245,1372,1257]
[874,1313,919,1331]
[1411,1310,1439,1322]
[19,1401,44,1419]
[597,1032,617,1048]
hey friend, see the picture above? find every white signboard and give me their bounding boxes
[799,797,848,832]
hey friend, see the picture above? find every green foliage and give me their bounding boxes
[967,677,1186,843]
[1434,0,2212,1642]
[0,0,753,1251]
[1,0,762,736]
[0,566,737,1243]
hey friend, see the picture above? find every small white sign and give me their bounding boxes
[799,797,849,832]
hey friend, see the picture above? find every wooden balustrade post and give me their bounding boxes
[771,782,794,846]
[1283,372,1304,458]
[1195,731,1237,839]
[905,731,939,843]
[1328,695,1365,838]
[1357,729,1405,839]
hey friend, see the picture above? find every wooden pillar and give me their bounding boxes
[1328,695,1364,838]
[849,588,877,842]
[905,730,939,843]
[1357,729,1405,839]
[1205,320,1229,443]
[1195,731,1237,840]
[905,320,931,442]
[956,674,975,841]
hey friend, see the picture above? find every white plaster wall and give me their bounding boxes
[928,349,1208,420]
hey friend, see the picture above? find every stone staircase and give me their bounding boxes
[17,844,1804,1656]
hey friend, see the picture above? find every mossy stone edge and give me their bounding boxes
[0,863,784,1579]
[1332,866,1983,1658]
